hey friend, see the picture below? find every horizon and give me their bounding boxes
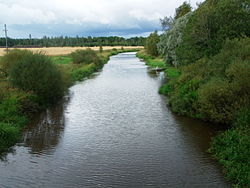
[1,0,203,38]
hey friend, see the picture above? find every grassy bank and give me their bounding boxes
[136,50,166,68]
[137,43,250,187]
[0,48,138,153]
[53,48,139,82]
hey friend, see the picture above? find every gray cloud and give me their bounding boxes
[0,0,204,38]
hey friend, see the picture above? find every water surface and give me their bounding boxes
[0,53,230,187]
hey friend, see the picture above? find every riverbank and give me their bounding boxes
[0,48,140,153]
[137,49,250,188]
[0,52,230,187]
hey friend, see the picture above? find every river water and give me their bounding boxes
[0,52,230,187]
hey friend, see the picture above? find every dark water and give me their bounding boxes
[0,53,230,188]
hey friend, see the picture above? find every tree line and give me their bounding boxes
[0,36,146,47]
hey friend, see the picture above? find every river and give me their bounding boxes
[0,52,230,187]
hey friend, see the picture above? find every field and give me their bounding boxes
[0,46,143,56]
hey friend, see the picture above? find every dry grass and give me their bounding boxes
[0,46,143,56]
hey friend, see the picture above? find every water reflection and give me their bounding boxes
[22,101,66,154]
[0,52,230,187]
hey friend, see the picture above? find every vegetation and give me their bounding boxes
[141,0,250,186]
[158,12,192,67]
[137,50,165,68]
[209,107,250,187]
[0,47,136,152]
[6,51,67,104]
[71,48,101,65]
[175,0,250,65]
[0,36,145,48]
[51,56,72,65]
[0,89,34,152]
[174,1,192,19]
[145,32,160,57]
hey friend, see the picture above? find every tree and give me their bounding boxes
[145,31,160,57]
[176,0,250,65]
[158,12,192,67]
[160,16,174,31]
[175,1,192,19]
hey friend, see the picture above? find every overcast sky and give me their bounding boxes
[0,0,203,38]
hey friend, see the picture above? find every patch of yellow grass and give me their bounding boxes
[0,46,143,56]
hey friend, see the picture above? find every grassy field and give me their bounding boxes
[0,46,143,56]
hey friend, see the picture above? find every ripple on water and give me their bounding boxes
[0,52,230,188]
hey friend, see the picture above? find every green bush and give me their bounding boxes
[0,93,31,152]
[176,0,250,65]
[71,63,97,81]
[159,84,173,95]
[233,107,250,129]
[145,32,160,57]
[197,79,236,124]
[209,126,250,187]
[0,95,27,126]
[8,51,66,104]
[0,49,32,76]
[71,49,101,65]
[161,38,250,124]
[0,122,20,151]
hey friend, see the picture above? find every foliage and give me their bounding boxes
[145,32,160,57]
[160,16,174,31]
[71,63,97,81]
[209,107,250,187]
[136,50,165,68]
[156,0,250,186]
[0,36,146,47]
[159,37,250,187]
[51,55,72,64]
[71,48,101,66]
[233,107,250,130]
[158,12,192,67]
[0,49,33,76]
[0,122,20,152]
[176,0,250,65]
[0,91,33,152]
[0,47,129,152]
[174,1,192,19]
[7,50,67,104]
[160,38,250,122]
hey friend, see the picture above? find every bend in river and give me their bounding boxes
[0,52,230,187]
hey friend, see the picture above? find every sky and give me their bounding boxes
[0,0,204,38]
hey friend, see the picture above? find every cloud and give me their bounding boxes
[0,0,204,38]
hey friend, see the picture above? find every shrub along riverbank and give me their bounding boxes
[141,0,249,186]
[137,38,250,187]
[0,47,138,152]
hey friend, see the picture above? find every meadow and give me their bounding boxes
[0,46,143,56]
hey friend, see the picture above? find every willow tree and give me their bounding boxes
[158,13,192,67]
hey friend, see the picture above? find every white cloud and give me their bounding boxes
[0,0,204,37]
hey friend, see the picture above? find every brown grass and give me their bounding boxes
[0,46,143,56]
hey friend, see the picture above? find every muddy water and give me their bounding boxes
[0,53,230,187]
